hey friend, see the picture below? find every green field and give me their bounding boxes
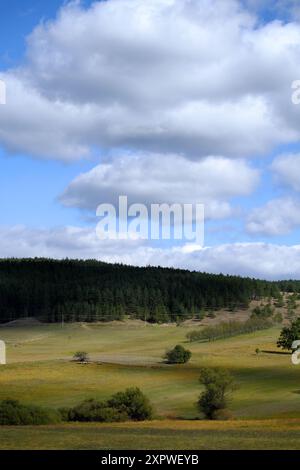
[0,320,300,449]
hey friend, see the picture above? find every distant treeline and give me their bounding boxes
[0,258,298,324]
[186,317,272,343]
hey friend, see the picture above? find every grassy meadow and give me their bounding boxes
[0,319,300,449]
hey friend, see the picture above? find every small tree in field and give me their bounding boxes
[198,367,234,420]
[73,351,89,363]
[277,318,300,351]
[165,345,191,364]
[107,387,153,421]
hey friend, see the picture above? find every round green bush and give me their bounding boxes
[107,387,153,421]
[165,345,192,364]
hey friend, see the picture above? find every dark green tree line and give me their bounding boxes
[0,258,289,324]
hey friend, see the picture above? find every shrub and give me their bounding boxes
[0,400,61,425]
[73,351,89,363]
[65,388,153,423]
[66,399,128,423]
[277,318,300,350]
[108,388,153,421]
[198,367,235,420]
[287,308,296,320]
[251,304,274,319]
[165,345,191,364]
[287,294,298,310]
[274,294,284,308]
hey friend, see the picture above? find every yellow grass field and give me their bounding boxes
[0,320,299,449]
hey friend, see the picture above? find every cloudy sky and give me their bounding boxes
[1,0,300,279]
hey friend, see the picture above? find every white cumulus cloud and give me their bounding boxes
[0,0,300,160]
[246,197,300,235]
[60,153,259,219]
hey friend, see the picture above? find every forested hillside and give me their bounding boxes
[0,258,297,324]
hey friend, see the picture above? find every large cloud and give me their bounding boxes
[0,0,300,160]
[60,153,259,219]
[0,225,300,280]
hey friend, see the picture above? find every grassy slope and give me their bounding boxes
[0,321,300,449]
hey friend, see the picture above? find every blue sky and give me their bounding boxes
[0,0,65,67]
[1,0,300,279]
[0,0,96,228]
